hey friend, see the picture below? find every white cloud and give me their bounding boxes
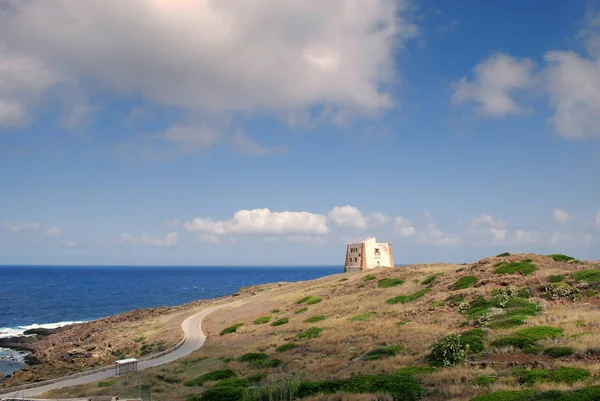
[393,216,416,237]
[552,208,571,224]
[514,230,540,244]
[165,219,181,228]
[184,208,329,236]
[328,205,388,230]
[471,213,506,229]
[452,53,535,117]
[119,232,178,248]
[45,227,64,237]
[2,221,41,232]
[415,220,461,246]
[61,240,77,248]
[0,0,418,129]
[550,231,570,245]
[230,129,288,156]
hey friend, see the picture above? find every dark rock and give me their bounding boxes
[24,354,42,365]
[60,350,92,362]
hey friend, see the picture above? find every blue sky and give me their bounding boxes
[1,0,599,266]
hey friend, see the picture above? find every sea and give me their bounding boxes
[0,265,341,375]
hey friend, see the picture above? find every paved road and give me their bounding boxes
[0,300,244,398]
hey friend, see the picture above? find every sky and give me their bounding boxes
[1,0,600,266]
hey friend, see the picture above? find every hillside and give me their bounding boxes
[26,254,600,400]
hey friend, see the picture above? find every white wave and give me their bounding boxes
[0,320,86,338]
[0,347,29,363]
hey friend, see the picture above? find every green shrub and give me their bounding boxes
[449,276,477,290]
[470,390,535,401]
[378,278,405,288]
[338,278,348,281]
[487,298,540,329]
[573,270,600,283]
[421,275,438,286]
[460,328,486,354]
[364,274,377,281]
[492,335,537,350]
[303,314,326,323]
[98,381,113,387]
[275,343,297,353]
[515,326,563,340]
[297,327,323,339]
[297,296,312,304]
[548,274,565,283]
[475,375,497,387]
[246,373,266,383]
[238,353,268,363]
[362,345,403,361]
[295,374,425,401]
[431,300,445,308]
[426,333,466,367]
[243,379,301,400]
[306,297,322,305]
[196,378,249,401]
[386,288,430,304]
[348,311,377,322]
[271,309,280,313]
[396,366,437,376]
[397,320,412,326]
[586,290,599,297]
[220,323,243,335]
[254,315,271,324]
[270,317,289,326]
[295,307,308,314]
[544,347,573,358]
[184,369,237,386]
[494,259,538,275]
[446,295,465,306]
[496,252,511,257]
[550,254,575,262]
[513,367,590,386]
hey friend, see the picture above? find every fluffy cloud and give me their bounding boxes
[452,53,535,116]
[184,208,329,236]
[230,129,288,156]
[119,232,179,248]
[552,208,571,224]
[2,221,41,232]
[45,227,64,237]
[0,0,417,129]
[393,216,416,237]
[328,205,388,230]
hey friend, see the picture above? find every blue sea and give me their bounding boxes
[0,265,340,375]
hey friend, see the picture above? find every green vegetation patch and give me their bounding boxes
[496,252,511,257]
[397,320,412,326]
[548,274,565,283]
[494,259,538,275]
[513,366,590,386]
[544,347,573,358]
[386,288,430,305]
[426,329,485,367]
[303,314,326,323]
[396,366,437,376]
[364,274,377,281]
[238,352,268,363]
[470,390,536,401]
[378,278,405,288]
[297,295,322,305]
[297,326,323,339]
[449,276,477,290]
[271,309,280,313]
[184,369,237,387]
[550,254,575,262]
[338,278,348,282]
[573,270,600,283]
[270,317,289,326]
[275,343,297,353]
[492,326,563,350]
[421,275,438,286]
[475,375,497,387]
[431,300,445,308]
[348,311,377,322]
[219,323,243,336]
[98,381,113,387]
[362,345,403,361]
[462,294,540,329]
[515,326,563,340]
[188,377,249,401]
[253,315,271,324]
[295,307,308,314]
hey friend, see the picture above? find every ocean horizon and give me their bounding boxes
[0,265,342,375]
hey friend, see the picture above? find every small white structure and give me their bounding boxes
[115,358,138,375]
[344,237,394,272]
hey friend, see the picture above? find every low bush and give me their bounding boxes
[297,296,312,304]
[195,378,249,401]
[494,259,538,275]
[254,316,271,324]
[513,366,590,386]
[470,390,535,401]
[515,326,563,340]
[271,309,280,313]
[573,270,600,283]
[496,252,511,257]
[362,345,403,361]
[426,333,465,367]
[421,275,438,286]
[471,386,600,401]
[460,328,486,354]
[348,311,377,322]
[449,276,477,290]
[397,320,412,326]
[270,317,289,326]
[297,327,323,339]
[396,366,437,376]
[303,315,326,323]
[378,278,404,288]
[550,254,575,262]
[492,326,562,350]
[338,278,348,281]
[184,369,237,387]
[238,353,268,363]
[548,274,565,283]
[544,347,573,358]
[220,323,244,335]
[98,381,113,387]
[475,375,497,387]
[295,307,308,314]
[275,343,297,353]
[364,274,377,281]
[431,300,445,308]
[297,296,322,305]
[386,288,430,304]
[446,295,465,306]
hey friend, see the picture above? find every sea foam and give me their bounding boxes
[0,321,85,338]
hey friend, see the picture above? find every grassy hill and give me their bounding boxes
[44,253,600,401]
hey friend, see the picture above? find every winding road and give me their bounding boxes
[0,299,244,399]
